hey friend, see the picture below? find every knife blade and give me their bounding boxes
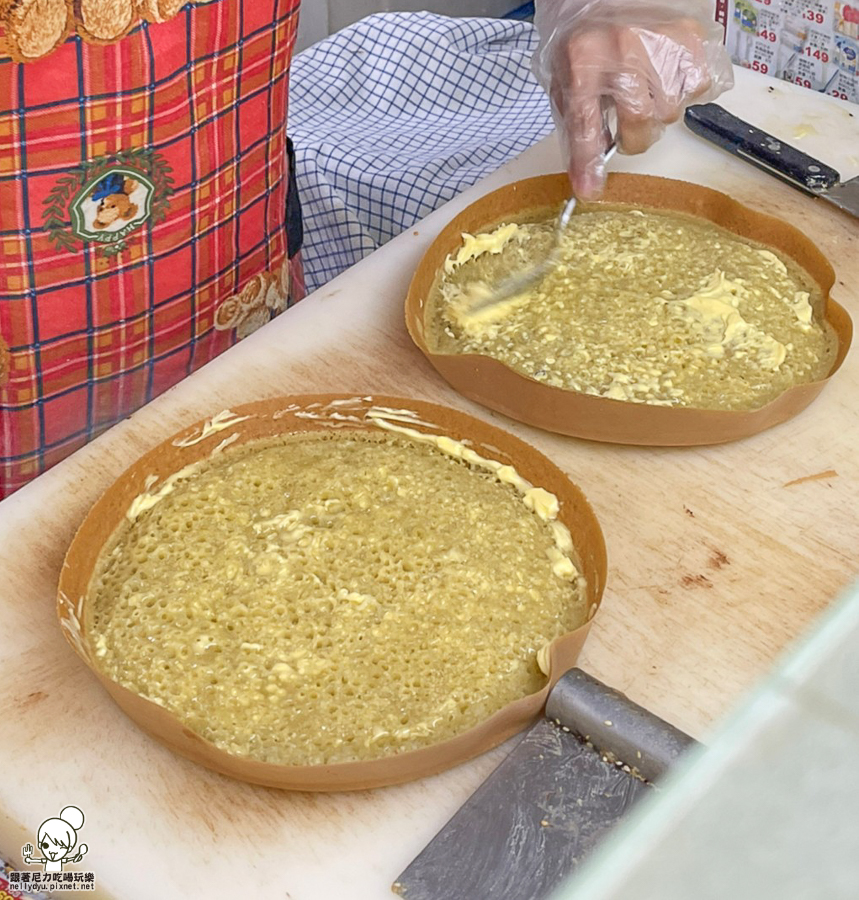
[684,102,859,219]
[393,669,696,900]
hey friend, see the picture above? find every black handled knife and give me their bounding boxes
[685,102,859,219]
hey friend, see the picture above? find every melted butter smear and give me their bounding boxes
[365,407,582,585]
[126,401,583,595]
[668,270,786,371]
[128,410,249,519]
[449,283,530,334]
[443,223,519,274]
[172,409,252,447]
[442,217,819,406]
[127,461,205,521]
[442,223,532,333]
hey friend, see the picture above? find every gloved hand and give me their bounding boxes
[533,1,734,198]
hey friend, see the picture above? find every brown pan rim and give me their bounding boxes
[405,173,852,446]
[58,394,607,791]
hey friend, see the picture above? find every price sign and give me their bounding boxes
[722,0,858,104]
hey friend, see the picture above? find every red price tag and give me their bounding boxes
[751,59,770,73]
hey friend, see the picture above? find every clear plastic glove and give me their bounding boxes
[533,0,734,198]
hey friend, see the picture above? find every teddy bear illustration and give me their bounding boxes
[0,0,194,63]
[90,173,139,230]
[214,266,290,339]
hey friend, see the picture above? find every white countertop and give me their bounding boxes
[565,576,859,900]
[1,68,857,899]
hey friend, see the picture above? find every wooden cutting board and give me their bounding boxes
[1,69,857,900]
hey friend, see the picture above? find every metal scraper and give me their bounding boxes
[684,102,859,219]
[393,668,696,900]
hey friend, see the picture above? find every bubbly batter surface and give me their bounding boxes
[428,205,837,410]
[88,430,586,765]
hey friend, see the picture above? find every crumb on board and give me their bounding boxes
[783,469,838,487]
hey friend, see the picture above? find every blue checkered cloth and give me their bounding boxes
[289,12,554,293]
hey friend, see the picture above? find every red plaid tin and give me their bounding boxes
[0,0,304,498]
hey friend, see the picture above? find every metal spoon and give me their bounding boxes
[464,143,618,316]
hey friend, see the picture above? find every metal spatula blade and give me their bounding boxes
[393,669,696,900]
